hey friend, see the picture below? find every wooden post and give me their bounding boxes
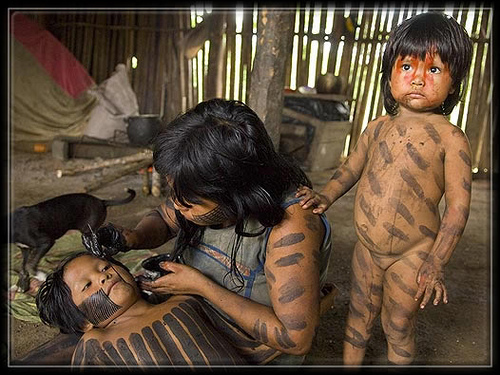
[247,8,295,149]
[205,11,227,100]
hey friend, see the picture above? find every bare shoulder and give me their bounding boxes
[437,120,471,148]
[270,202,325,244]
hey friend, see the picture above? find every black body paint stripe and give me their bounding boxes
[389,197,415,225]
[273,233,305,248]
[424,123,442,144]
[458,150,471,166]
[116,338,139,366]
[265,266,276,285]
[178,302,246,365]
[419,225,437,239]
[356,223,377,249]
[274,253,304,267]
[344,326,367,348]
[171,306,221,363]
[359,194,377,226]
[142,326,172,365]
[383,222,410,242]
[355,247,370,272]
[390,342,412,358]
[462,178,471,192]
[379,140,394,164]
[406,143,430,170]
[399,169,424,198]
[260,321,269,343]
[85,338,114,365]
[368,171,383,196]
[183,298,260,349]
[279,313,307,331]
[273,327,296,349]
[103,341,126,366]
[163,313,206,364]
[305,214,321,231]
[278,277,305,304]
[129,332,155,365]
[374,120,384,139]
[390,272,416,297]
[152,320,187,365]
[424,198,438,215]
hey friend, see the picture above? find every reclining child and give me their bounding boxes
[36,251,247,368]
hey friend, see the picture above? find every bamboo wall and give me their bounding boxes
[30,4,492,174]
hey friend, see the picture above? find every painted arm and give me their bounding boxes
[95,199,179,254]
[414,128,472,308]
[296,120,373,213]
[140,204,325,355]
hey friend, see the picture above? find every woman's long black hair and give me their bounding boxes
[381,12,473,116]
[153,99,311,287]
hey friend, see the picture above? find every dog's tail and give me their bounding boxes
[103,188,136,206]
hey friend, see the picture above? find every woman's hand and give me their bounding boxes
[138,261,209,296]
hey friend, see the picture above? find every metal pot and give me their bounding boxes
[126,115,162,146]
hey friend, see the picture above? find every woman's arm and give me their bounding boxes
[124,200,179,250]
[97,199,180,253]
[142,204,325,355]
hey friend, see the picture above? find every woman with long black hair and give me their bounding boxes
[96,98,333,365]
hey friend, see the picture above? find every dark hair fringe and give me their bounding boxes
[36,252,90,334]
[381,12,473,116]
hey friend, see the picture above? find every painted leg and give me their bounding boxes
[380,255,421,365]
[343,242,385,365]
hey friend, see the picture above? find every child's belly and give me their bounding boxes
[353,169,442,256]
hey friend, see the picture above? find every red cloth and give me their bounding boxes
[11,13,95,98]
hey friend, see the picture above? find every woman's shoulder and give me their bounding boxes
[272,201,325,239]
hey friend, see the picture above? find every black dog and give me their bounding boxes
[10,188,136,292]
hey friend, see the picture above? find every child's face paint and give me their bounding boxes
[390,53,454,113]
[64,254,139,327]
[78,288,122,326]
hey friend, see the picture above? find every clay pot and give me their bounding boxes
[126,115,161,146]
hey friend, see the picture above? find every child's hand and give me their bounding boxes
[295,186,332,214]
[414,258,448,309]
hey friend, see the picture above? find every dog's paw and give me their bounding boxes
[17,272,31,293]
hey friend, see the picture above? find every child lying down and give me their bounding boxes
[36,252,251,367]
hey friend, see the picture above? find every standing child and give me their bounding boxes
[296,12,473,365]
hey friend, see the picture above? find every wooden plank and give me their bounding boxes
[84,159,152,193]
[295,8,306,89]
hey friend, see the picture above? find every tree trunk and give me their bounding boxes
[247,8,294,149]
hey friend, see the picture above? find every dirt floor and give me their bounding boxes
[5,149,492,368]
